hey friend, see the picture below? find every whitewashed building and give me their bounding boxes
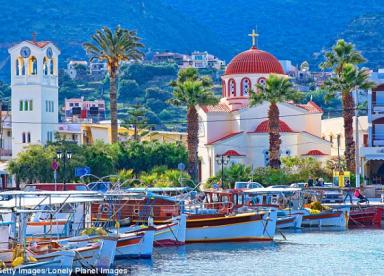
[197,43,331,182]
[8,40,60,158]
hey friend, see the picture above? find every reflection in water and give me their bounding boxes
[113,229,384,275]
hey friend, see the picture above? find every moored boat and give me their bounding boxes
[185,211,277,243]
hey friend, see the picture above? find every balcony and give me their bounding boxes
[372,132,384,146]
[372,101,384,114]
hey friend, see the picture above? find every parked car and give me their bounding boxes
[234,181,263,189]
[321,190,344,203]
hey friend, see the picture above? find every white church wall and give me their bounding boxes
[297,132,331,156]
[9,41,60,158]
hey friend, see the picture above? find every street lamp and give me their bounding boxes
[215,154,231,189]
[57,149,72,191]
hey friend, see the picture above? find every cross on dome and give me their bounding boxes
[248,29,259,49]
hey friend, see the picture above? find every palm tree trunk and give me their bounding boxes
[109,70,118,143]
[268,103,281,169]
[342,91,355,172]
[187,106,199,182]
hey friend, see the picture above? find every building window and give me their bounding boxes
[24,100,28,111]
[46,101,48,112]
[22,132,26,143]
[29,100,33,111]
[241,78,251,96]
[28,56,38,75]
[27,132,31,143]
[43,57,48,75]
[7,131,11,137]
[47,131,54,142]
[228,79,236,97]
[16,57,25,76]
[50,59,55,75]
[19,100,23,111]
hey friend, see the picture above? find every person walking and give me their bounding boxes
[343,179,353,204]
[307,176,314,188]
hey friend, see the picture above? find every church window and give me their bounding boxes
[29,100,33,111]
[27,132,31,143]
[50,59,55,75]
[257,77,267,86]
[22,132,26,143]
[24,100,28,111]
[28,56,38,75]
[43,57,48,75]
[263,150,269,166]
[228,79,236,97]
[19,101,23,111]
[16,57,25,76]
[241,78,251,96]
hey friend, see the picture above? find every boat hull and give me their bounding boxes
[185,211,276,243]
[349,207,383,227]
[115,230,154,259]
[153,214,187,246]
[277,213,303,229]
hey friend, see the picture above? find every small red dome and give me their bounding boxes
[225,47,284,75]
[255,120,293,133]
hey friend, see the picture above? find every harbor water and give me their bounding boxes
[116,228,384,275]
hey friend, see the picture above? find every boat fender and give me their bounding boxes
[11,257,24,267]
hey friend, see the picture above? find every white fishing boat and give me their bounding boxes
[185,211,277,243]
[13,250,75,276]
[115,230,154,259]
[246,187,349,229]
[0,191,118,269]
[116,214,187,246]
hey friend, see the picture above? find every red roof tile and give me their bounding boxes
[207,131,243,145]
[201,103,231,113]
[303,150,327,156]
[225,47,284,75]
[26,41,50,48]
[222,150,245,156]
[253,120,294,133]
[295,101,323,113]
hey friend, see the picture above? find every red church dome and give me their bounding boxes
[225,47,284,75]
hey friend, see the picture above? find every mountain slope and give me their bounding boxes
[0,0,227,80]
[1,0,384,82]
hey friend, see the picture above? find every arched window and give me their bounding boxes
[222,80,226,97]
[43,57,48,75]
[27,132,31,143]
[22,132,26,143]
[50,59,55,75]
[240,78,251,96]
[16,57,25,76]
[228,79,236,97]
[24,100,29,111]
[28,56,37,75]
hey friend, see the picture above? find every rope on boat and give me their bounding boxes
[277,230,287,241]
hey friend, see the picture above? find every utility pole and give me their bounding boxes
[354,89,360,188]
[337,134,341,171]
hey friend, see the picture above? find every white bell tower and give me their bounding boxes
[8,39,60,157]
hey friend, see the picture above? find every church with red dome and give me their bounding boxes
[197,31,331,182]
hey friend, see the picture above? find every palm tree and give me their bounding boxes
[83,26,143,143]
[169,68,219,182]
[249,75,302,169]
[321,40,374,171]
